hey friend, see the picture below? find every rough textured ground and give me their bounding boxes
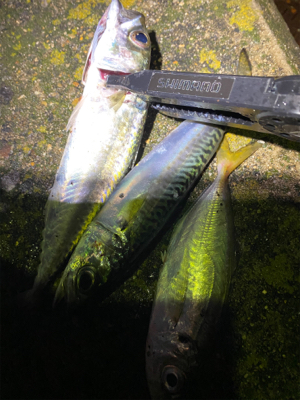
[1,0,299,399]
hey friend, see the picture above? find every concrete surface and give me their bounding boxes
[1,1,299,399]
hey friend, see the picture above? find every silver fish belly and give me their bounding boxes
[30,0,151,297]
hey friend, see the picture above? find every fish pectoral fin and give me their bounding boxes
[108,90,126,111]
[66,95,87,131]
[160,250,167,263]
[122,195,145,223]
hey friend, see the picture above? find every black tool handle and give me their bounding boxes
[107,70,300,141]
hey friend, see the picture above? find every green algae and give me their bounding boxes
[231,196,300,399]
[0,190,45,275]
[226,0,258,32]
[50,49,66,65]
[261,254,299,294]
[199,48,221,71]
[1,0,300,399]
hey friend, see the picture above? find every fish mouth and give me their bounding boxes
[98,68,130,82]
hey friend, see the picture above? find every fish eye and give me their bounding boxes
[178,334,190,344]
[77,266,96,293]
[162,365,186,394]
[130,31,150,48]
[135,32,148,43]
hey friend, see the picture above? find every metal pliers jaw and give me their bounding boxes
[107,70,300,142]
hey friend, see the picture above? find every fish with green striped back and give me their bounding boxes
[145,136,262,400]
[26,0,151,301]
[54,121,224,306]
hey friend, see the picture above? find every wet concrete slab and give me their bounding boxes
[1,1,299,399]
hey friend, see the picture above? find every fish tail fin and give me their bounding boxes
[217,135,263,179]
[216,48,258,178]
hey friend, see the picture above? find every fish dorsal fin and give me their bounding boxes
[237,48,252,76]
[216,48,259,176]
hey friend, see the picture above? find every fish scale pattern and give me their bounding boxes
[55,122,224,304]
[127,127,224,257]
[176,181,232,340]
[102,127,224,286]
[145,137,262,399]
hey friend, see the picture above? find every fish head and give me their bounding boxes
[54,263,98,305]
[54,237,114,305]
[54,224,126,306]
[82,0,151,84]
[146,328,198,399]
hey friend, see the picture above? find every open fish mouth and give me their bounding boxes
[98,68,130,82]
[82,0,150,84]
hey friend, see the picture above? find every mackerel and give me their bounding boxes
[54,121,224,305]
[29,0,151,298]
[145,136,262,399]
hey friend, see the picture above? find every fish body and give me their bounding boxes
[54,121,224,305]
[145,136,262,399]
[30,0,151,296]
